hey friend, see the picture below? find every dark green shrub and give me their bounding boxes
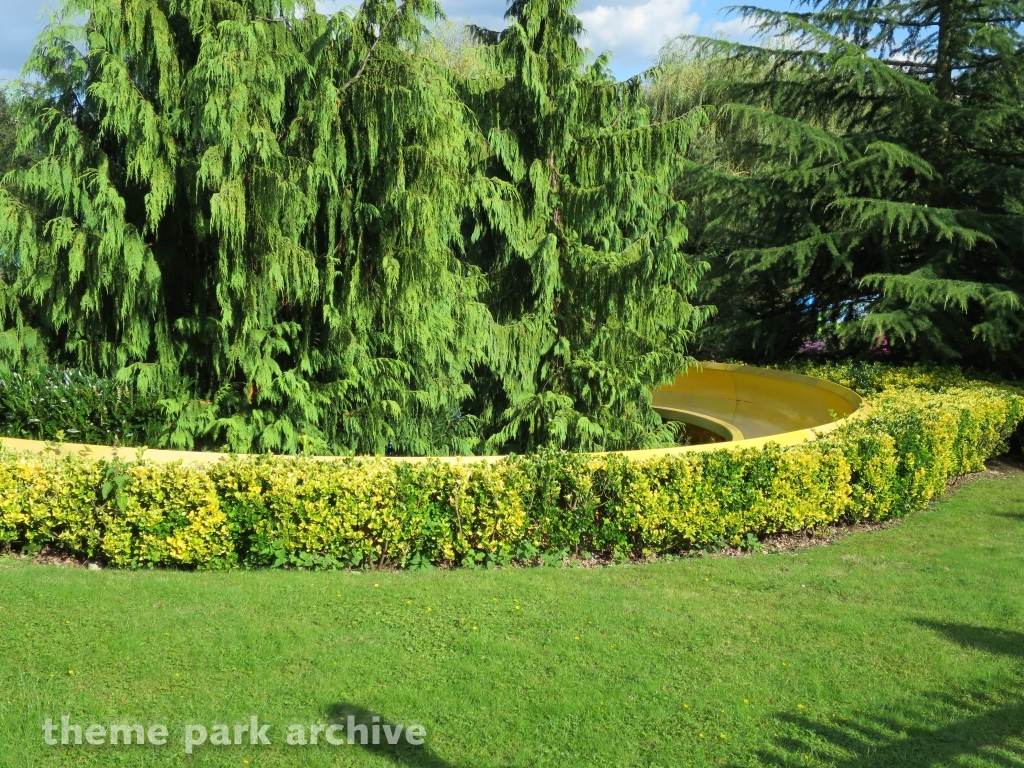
[0,367,166,446]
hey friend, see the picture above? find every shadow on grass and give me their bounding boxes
[738,623,1024,767]
[916,620,1024,658]
[325,703,457,768]
[991,511,1024,522]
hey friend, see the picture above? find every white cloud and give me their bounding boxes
[578,0,701,61]
[711,17,759,42]
[314,0,358,16]
[2,0,708,86]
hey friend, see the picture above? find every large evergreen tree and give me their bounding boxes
[0,0,709,454]
[659,0,1024,372]
[461,0,712,452]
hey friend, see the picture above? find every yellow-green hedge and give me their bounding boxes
[0,378,1021,569]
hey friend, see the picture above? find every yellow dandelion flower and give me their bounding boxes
[797,703,805,709]
[472,626,478,631]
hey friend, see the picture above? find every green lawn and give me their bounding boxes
[2,468,1024,767]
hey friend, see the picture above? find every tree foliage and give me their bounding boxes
[0,92,19,178]
[658,0,1024,372]
[0,0,709,455]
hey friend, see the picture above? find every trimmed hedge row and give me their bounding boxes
[0,379,1022,569]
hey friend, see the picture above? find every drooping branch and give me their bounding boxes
[340,2,406,92]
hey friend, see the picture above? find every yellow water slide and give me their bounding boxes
[644,362,865,455]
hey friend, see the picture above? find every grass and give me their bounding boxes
[1,468,1023,767]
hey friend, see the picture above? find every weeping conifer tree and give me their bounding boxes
[661,0,1024,371]
[0,0,710,454]
[0,0,495,455]
[463,0,712,452]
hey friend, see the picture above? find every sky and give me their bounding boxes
[0,0,787,83]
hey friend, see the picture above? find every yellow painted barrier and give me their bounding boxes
[0,363,865,465]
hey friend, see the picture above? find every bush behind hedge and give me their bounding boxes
[784,359,1018,395]
[0,381,1022,569]
[0,368,166,446]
